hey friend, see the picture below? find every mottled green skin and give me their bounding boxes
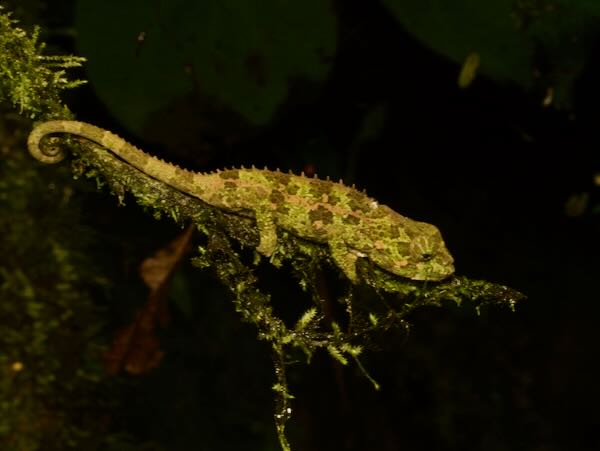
[28,121,455,282]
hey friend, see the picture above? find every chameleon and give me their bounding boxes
[27,120,455,282]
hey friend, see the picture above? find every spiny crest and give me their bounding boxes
[152,153,198,176]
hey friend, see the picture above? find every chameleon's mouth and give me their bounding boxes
[408,264,454,281]
[425,256,455,280]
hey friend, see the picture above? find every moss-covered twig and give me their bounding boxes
[70,137,525,450]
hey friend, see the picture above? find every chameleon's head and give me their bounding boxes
[370,220,455,281]
[405,222,455,281]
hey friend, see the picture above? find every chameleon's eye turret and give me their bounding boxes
[409,234,435,259]
[402,222,455,281]
[421,252,433,262]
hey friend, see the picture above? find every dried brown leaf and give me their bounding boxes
[103,226,194,375]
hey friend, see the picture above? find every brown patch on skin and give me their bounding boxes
[346,191,371,214]
[309,205,334,225]
[278,173,292,186]
[269,190,285,205]
[328,193,341,206]
[308,180,331,200]
[224,181,237,189]
[286,184,300,195]
[276,204,290,216]
[220,170,240,179]
[342,214,360,225]
[310,224,329,237]
[264,171,291,187]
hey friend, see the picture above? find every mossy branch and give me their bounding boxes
[0,4,85,119]
[67,137,525,450]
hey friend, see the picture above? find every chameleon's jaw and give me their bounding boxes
[371,243,455,281]
[390,253,454,281]
[413,255,455,281]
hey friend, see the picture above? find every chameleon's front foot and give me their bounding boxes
[255,209,279,256]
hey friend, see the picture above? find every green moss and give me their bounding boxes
[0,5,85,119]
[0,8,155,450]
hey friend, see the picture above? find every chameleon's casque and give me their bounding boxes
[28,120,455,282]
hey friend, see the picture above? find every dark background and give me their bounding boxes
[3,0,600,450]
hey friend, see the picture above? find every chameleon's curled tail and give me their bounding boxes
[28,120,145,166]
[27,120,74,163]
[27,120,205,200]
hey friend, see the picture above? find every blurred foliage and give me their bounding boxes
[74,0,337,136]
[0,6,160,450]
[0,114,155,450]
[381,0,600,108]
